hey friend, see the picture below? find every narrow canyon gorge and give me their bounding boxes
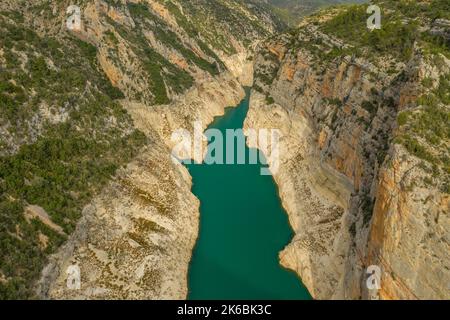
[0,0,448,300]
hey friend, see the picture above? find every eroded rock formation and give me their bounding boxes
[245,2,449,300]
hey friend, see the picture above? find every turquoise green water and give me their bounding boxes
[186,89,311,300]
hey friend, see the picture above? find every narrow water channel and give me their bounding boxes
[186,89,311,299]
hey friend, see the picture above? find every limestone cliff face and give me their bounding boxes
[125,73,246,152]
[367,147,450,300]
[245,92,352,299]
[37,70,246,299]
[0,0,276,299]
[50,0,275,104]
[30,0,259,299]
[246,5,450,300]
[38,142,200,299]
[0,0,278,155]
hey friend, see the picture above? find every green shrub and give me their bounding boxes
[399,135,436,163]
[327,98,343,107]
[266,96,275,104]
[362,100,377,114]
[397,111,410,126]
[421,77,434,88]
[320,4,419,61]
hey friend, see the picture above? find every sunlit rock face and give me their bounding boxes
[0,0,281,299]
[246,2,450,300]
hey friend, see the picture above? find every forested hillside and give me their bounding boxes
[262,0,368,25]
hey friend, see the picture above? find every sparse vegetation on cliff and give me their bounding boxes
[0,0,283,299]
[0,9,148,299]
[250,0,450,300]
[320,3,419,62]
[396,72,450,193]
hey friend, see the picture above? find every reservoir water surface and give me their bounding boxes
[186,89,311,299]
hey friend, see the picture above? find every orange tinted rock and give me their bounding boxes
[318,129,328,149]
[98,52,121,86]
